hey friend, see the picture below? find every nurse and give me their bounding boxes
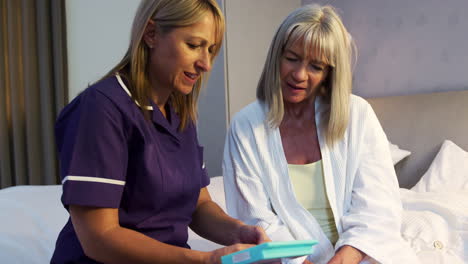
[223,4,421,264]
[51,1,269,263]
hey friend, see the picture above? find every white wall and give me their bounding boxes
[66,0,139,99]
[197,0,227,177]
[224,0,301,120]
[302,0,468,97]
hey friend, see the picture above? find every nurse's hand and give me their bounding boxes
[205,245,282,264]
[235,226,281,264]
[236,224,271,244]
[204,224,274,264]
[205,243,255,264]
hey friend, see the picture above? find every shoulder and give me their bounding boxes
[92,76,135,108]
[71,78,125,117]
[226,101,269,143]
[341,95,382,141]
[230,100,266,129]
[68,76,128,108]
[349,94,371,112]
[56,76,135,133]
[83,76,141,120]
[348,94,375,121]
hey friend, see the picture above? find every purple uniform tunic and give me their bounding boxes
[51,75,209,263]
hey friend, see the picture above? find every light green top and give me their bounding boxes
[288,160,338,244]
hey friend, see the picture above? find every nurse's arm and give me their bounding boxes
[69,205,252,264]
[190,187,271,246]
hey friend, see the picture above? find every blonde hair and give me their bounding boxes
[102,0,225,130]
[257,4,356,146]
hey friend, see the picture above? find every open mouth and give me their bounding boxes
[287,82,306,90]
[184,72,199,80]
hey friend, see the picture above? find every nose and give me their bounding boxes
[292,65,307,82]
[196,51,212,72]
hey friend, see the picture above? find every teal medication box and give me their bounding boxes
[221,240,318,264]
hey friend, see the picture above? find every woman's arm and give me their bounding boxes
[334,100,419,263]
[223,115,296,243]
[190,187,270,246]
[70,205,254,264]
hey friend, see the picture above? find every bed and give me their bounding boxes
[367,90,468,189]
[367,90,468,263]
[0,178,225,264]
[0,90,467,263]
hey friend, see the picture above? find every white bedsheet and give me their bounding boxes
[400,189,468,263]
[0,185,67,264]
[399,140,468,263]
[0,176,467,263]
[0,178,226,264]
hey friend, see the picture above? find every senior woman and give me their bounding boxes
[51,1,270,263]
[223,4,420,264]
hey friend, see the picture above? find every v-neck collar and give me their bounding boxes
[115,74,181,142]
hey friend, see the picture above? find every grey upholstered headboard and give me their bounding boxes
[367,90,468,189]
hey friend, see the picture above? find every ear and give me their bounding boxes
[143,19,157,49]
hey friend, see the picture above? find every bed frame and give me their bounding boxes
[367,90,468,188]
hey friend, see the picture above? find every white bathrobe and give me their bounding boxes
[223,95,420,264]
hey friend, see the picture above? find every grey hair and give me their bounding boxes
[257,4,356,146]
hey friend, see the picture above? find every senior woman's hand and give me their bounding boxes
[327,245,366,264]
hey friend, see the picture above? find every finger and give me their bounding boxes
[240,225,261,244]
[212,244,257,264]
[256,227,271,244]
[228,243,256,253]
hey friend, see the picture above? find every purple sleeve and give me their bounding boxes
[56,89,128,208]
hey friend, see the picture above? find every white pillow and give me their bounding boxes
[389,141,411,165]
[400,189,467,264]
[411,140,468,192]
[0,185,67,264]
[207,176,226,211]
[188,176,225,251]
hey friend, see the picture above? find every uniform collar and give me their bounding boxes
[149,99,181,141]
[116,74,181,142]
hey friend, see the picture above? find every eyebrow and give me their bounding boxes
[284,49,326,65]
[187,36,216,47]
[284,49,300,57]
